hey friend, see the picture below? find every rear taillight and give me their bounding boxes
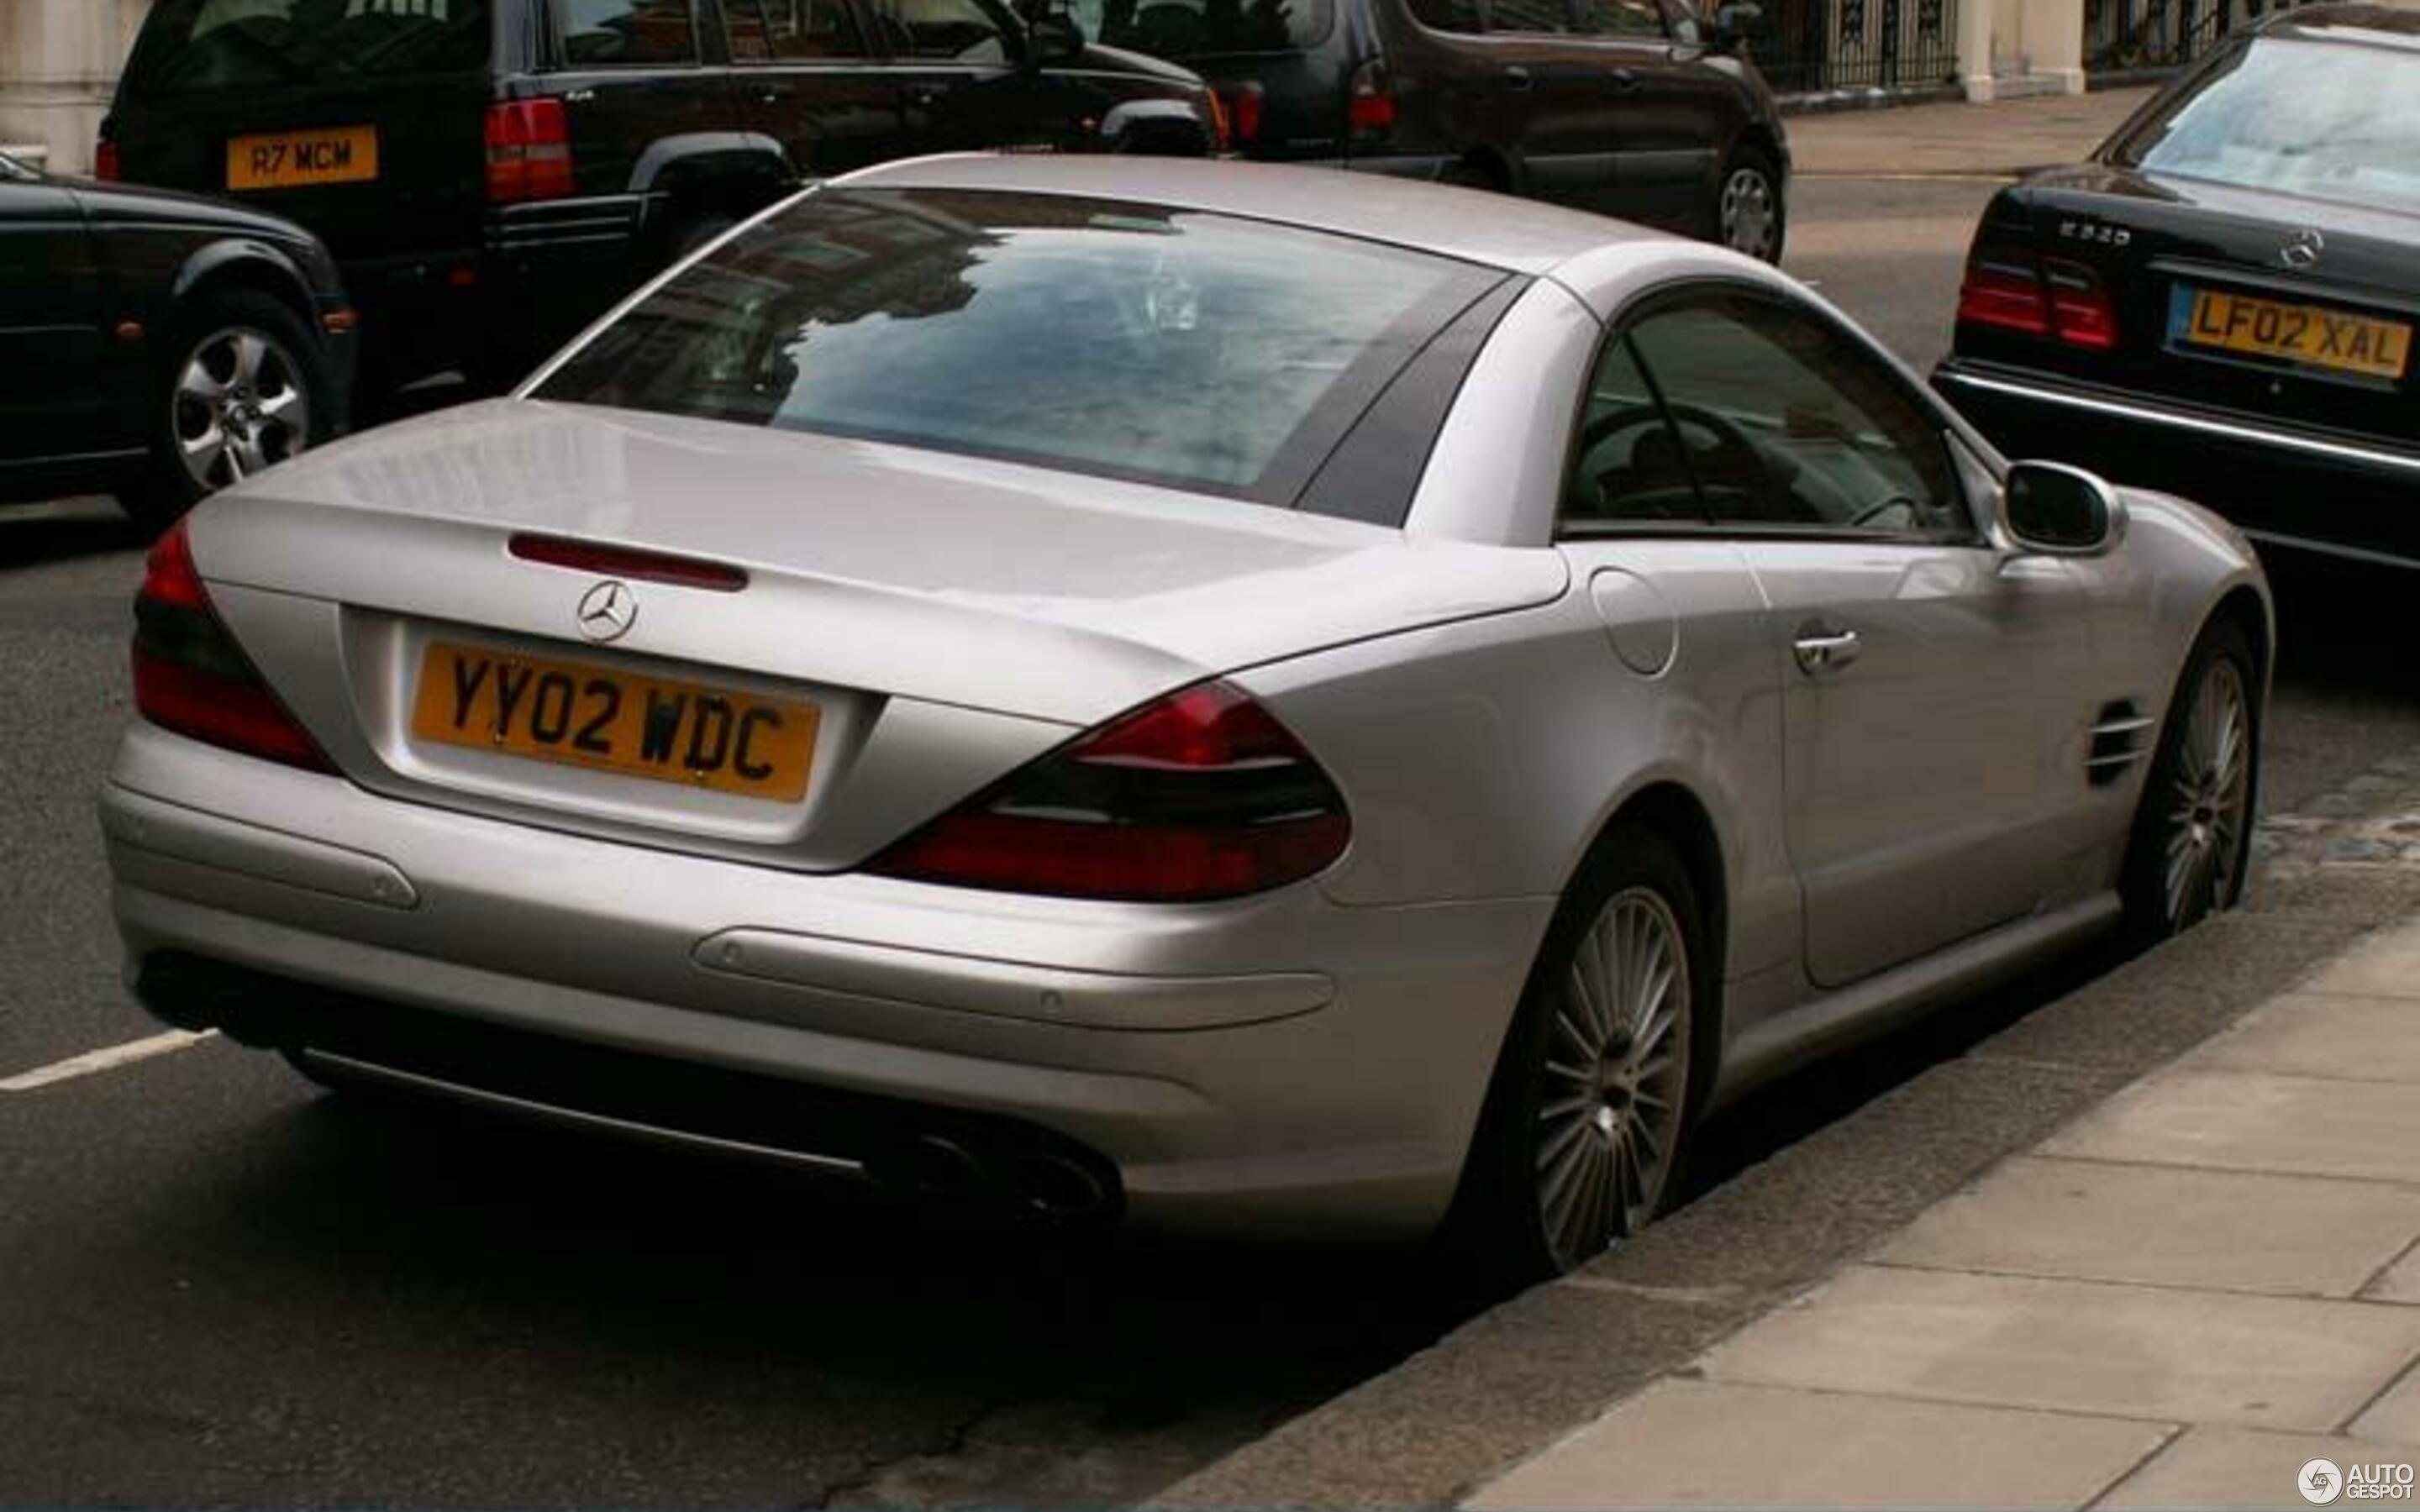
[485,98,575,203]
[867,680,1350,902]
[93,137,122,182]
[1218,83,1263,146]
[2043,261,2119,350]
[1205,88,1232,153]
[132,520,337,774]
[1347,60,1396,141]
[1956,252,2118,351]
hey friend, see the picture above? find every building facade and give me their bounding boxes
[1,0,150,174]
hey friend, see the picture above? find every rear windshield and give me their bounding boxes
[2112,36,2420,216]
[1069,0,1335,57]
[123,0,492,98]
[533,187,1493,505]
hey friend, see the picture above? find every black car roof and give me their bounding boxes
[2260,1,2420,42]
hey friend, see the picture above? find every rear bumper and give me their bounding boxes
[1934,358,2420,571]
[100,723,1548,1239]
[340,194,658,382]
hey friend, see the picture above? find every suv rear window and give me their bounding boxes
[122,0,492,97]
[533,187,1497,506]
[1072,0,1335,57]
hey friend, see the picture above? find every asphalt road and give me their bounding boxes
[4,176,2419,1508]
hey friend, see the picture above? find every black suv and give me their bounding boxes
[101,0,1219,391]
[1069,0,1788,260]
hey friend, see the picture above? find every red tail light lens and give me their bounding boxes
[485,98,575,203]
[1957,252,2120,350]
[1956,257,2052,338]
[867,680,1350,902]
[132,520,337,774]
[94,138,123,182]
[1219,84,1263,146]
[508,533,749,592]
[1347,60,1396,139]
[2044,261,2119,350]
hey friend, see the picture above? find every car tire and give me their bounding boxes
[2121,617,2260,944]
[1710,144,1786,264]
[117,287,334,535]
[1449,824,1713,1285]
[1439,159,1502,192]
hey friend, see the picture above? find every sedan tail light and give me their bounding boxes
[1956,251,2119,351]
[94,137,123,182]
[485,98,576,203]
[132,520,337,774]
[866,680,1349,902]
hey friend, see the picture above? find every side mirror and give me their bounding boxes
[2002,459,2125,556]
[1027,10,1085,63]
[1710,1,1761,50]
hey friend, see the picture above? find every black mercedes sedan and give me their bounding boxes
[1933,3,2420,572]
[0,149,354,531]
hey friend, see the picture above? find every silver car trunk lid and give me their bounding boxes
[189,400,1565,868]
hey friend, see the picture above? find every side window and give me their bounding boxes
[1576,0,1668,36]
[876,0,1010,59]
[727,0,867,57]
[1564,336,1708,526]
[560,0,697,62]
[1405,0,1485,29]
[1483,0,1570,31]
[1584,290,1970,539]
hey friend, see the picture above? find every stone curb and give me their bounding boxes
[1151,859,2420,1511]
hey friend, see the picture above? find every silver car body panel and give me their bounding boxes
[105,156,2273,1238]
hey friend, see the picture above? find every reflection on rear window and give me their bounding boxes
[124,0,492,95]
[1069,0,1334,56]
[534,188,1492,505]
[2118,36,2420,215]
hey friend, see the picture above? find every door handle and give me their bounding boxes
[1611,66,1639,91]
[907,85,944,107]
[1502,65,1534,92]
[1792,626,1861,675]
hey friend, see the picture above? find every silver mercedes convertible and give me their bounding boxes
[103,155,2268,1278]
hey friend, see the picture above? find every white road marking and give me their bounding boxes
[0,1029,218,1092]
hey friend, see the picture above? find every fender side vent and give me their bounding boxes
[2086,700,2154,787]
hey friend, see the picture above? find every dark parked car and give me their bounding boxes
[0,148,352,528]
[98,0,1221,392]
[1065,0,1788,259]
[1933,3,2420,572]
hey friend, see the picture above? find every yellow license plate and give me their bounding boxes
[2176,286,2412,381]
[226,125,379,192]
[409,643,818,802]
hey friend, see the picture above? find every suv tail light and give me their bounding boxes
[1218,83,1264,146]
[1347,60,1396,141]
[485,98,575,203]
[94,137,122,182]
[867,680,1349,902]
[1956,251,2118,351]
[132,520,337,774]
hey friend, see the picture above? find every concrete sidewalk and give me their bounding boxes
[1786,87,2156,178]
[1466,929,2420,1510]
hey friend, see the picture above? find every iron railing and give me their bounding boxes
[2086,0,2312,76]
[1752,0,1960,94]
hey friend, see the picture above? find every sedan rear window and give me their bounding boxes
[2112,36,2420,215]
[533,188,1497,506]
[123,0,492,97]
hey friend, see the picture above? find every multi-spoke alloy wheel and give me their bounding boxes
[2122,618,2260,944]
[1718,159,1781,263]
[174,324,313,494]
[1534,885,1692,1268]
[2160,655,2251,930]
